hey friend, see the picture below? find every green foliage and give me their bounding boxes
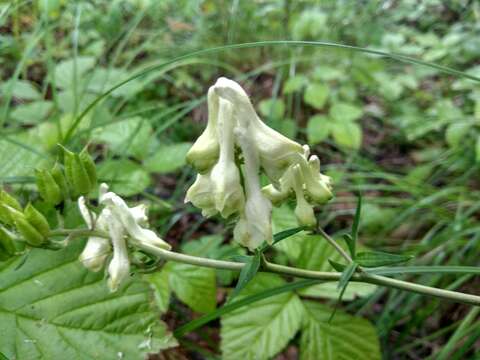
[300,301,380,360]
[221,274,304,360]
[0,241,176,359]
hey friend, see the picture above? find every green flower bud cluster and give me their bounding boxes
[35,146,97,204]
[0,190,51,253]
[185,78,333,250]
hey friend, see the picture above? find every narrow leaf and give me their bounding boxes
[356,251,413,267]
[349,194,362,257]
[342,234,356,259]
[328,259,347,272]
[330,262,358,322]
[228,252,261,301]
[259,226,305,253]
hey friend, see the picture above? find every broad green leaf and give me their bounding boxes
[2,80,41,100]
[146,269,171,314]
[304,83,329,109]
[258,98,285,119]
[87,68,143,98]
[92,117,153,159]
[330,102,363,123]
[54,57,95,90]
[355,251,413,267]
[445,122,471,148]
[330,121,362,150]
[296,236,376,301]
[283,75,307,94]
[271,204,308,262]
[165,262,216,313]
[313,66,343,81]
[307,115,330,144]
[300,301,381,360]
[97,159,150,196]
[144,142,191,173]
[0,241,176,360]
[10,101,53,124]
[221,274,304,360]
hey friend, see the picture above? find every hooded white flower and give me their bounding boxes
[78,184,171,291]
[186,77,334,250]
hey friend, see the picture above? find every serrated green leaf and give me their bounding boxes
[0,241,176,359]
[307,115,330,144]
[166,262,216,313]
[300,301,381,360]
[144,142,191,173]
[304,83,329,109]
[97,159,150,196]
[2,80,41,100]
[356,251,413,267]
[54,57,96,90]
[221,274,304,360]
[10,101,53,124]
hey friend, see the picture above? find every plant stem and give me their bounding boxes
[316,227,353,263]
[137,243,480,306]
[53,228,480,306]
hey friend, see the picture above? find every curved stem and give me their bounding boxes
[137,242,480,306]
[52,228,480,306]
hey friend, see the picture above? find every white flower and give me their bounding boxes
[78,196,111,272]
[100,190,171,250]
[233,128,272,250]
[185,171,218,217]
[186,86,220,173]
[105,210,130,292]
[78,184,171,290]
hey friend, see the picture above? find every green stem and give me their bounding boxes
[53,228,480,306]
[137,243,480,306]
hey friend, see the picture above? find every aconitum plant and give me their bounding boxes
[0,77,479,360]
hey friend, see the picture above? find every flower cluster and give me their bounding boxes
[78,183,171,291]
[185,77,333,250]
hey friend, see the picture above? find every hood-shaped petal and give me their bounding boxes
[186,86,220,173]
[101,192,171,250]
[291,165,316,227]
[185,172,218,217]
[79,208,111,272]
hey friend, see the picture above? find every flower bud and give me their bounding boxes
[186,86,220,173]
[14,216,45,246]
[51,163,70,200]
[79,148,97,189]
[0,190,22,225]
[63,147,92,197]
[35,169,62,206]
[0,226,17,256]
[24,203,50,237]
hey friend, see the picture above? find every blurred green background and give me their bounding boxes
[1,0,480,359]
